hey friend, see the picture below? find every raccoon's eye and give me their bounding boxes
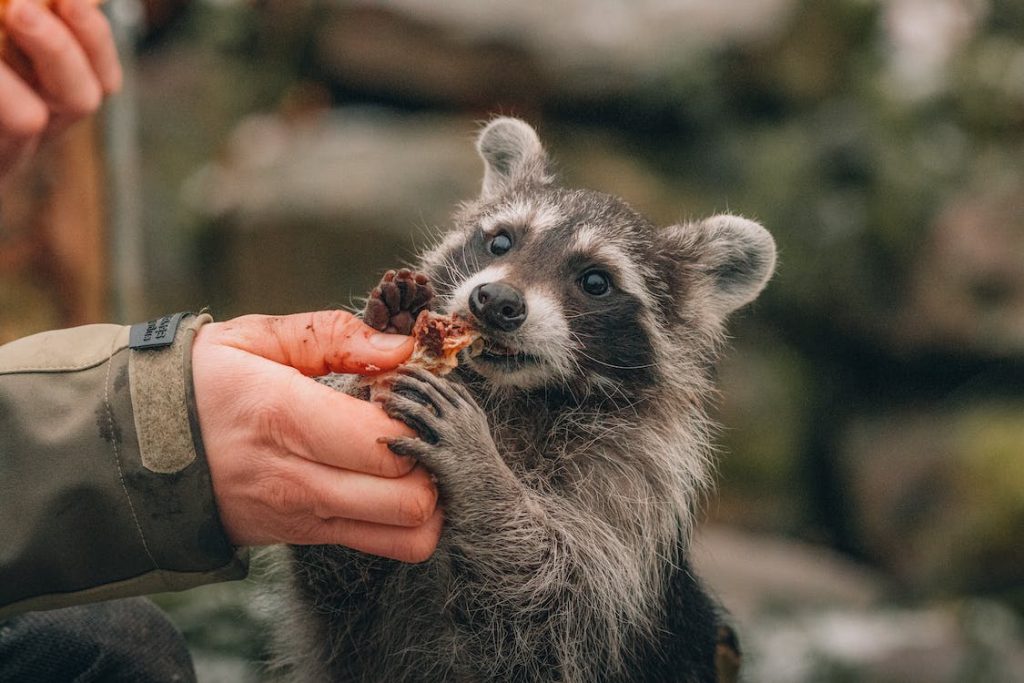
[488,231,513,256]
[580,270,611,296]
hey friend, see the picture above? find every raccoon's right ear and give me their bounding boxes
[662,214,777,320]
[476,117,552,199]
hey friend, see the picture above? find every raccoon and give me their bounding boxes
[274,118,776,682]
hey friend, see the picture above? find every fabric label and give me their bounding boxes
[129,313,189,350]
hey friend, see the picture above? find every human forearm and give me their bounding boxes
[0,315,245,619]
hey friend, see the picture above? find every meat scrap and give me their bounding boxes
[363,310,481,396]
[407,310,483,375]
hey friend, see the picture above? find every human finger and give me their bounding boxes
[294,459,438,528]
[0,60,49,137]
[0,63,47,178]
[297,507,444,563]
[275,372,418,477]
[4,0,102,116]
[210,311,414,377]
[55,0,121,94]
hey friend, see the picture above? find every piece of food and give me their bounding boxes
[407,309,482,376]
[362,309,481,397]
[0,0,105,81]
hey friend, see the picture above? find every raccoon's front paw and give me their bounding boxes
[376,368,501,483]
[364,269,435,335]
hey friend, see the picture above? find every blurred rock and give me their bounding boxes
[839,406,1024,596]
[186,109,480,230]
[309,0,796,113]
[693,527,1024,683]
[312,7,545,114]
[901,176,1024,356]
[746,601,1024,683]
[184,109,483,316]
[692,525,885,623]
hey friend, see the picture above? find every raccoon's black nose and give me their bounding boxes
[469,282,527,332]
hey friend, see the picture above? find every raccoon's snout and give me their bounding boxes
[469,282,527,332]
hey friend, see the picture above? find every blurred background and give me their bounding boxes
[2,0,1023,680]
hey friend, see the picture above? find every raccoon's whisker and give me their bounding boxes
[574,351,657,371]
[561,310,605,321]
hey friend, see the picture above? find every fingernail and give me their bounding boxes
[10,1,43,29]
[369,332,410,350]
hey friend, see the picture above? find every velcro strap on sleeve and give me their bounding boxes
[128,312,212,474]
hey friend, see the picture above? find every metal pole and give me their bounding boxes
[104,0,146,323]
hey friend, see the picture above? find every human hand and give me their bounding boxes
[192,310,443,563]
[0,0,122,180]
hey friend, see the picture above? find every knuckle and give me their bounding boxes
[260,474,309,516]
[403,526,441,564]
[254,398,295,450]
[322,309,360,338]
[397,486,436,527]
[283,516,321,544]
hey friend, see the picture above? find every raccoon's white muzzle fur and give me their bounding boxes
[445,264,578,389]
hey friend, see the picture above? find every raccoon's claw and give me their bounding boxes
[364,269,435,335]
[375,369,497,483]
[376,388,441,445]
[397,367,471,407]
[375,368,470,444]
[378,436,432,460]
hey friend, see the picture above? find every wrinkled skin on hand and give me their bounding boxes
[192,310,443,563]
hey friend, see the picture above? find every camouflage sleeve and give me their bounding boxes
[0,313,247,620]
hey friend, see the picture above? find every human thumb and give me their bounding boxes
[209,310,414,376]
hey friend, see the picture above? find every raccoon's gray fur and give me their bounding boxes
[273,118,776,682]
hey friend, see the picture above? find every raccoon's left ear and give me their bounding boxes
[662,214,777,319]
[476,117,553,199]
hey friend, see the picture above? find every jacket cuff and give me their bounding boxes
[124,313,248,575]
[0,315,246,620]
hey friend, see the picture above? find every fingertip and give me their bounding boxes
[367,331,414,353]
[103,60,122,94]
[56,0,122,95]
[395,476,438,528]
[0,67,50,137]
[320,310,414,374]
[396,508,444,563]
[71,77,103,116]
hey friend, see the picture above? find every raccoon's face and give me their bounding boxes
[421,119,776,394]
[427,189,661,391]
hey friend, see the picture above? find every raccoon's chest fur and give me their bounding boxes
[465,380,633,479]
